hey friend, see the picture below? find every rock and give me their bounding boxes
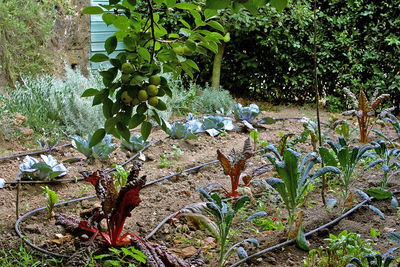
[24,224,40,234]
[169,246,197,259]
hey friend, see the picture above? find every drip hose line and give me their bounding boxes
[15,195,96,258]
[2,139,163,187]
[0,143,71,162]
[229,191,400,267]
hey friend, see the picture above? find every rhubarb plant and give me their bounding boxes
[217,138,253,197]
[56,161,204,266]
[342,88,394,143]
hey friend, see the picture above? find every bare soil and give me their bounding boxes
[0,106,399,266]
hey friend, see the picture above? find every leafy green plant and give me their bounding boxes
[330,119,358,143]
[159,145,184,168]
[319,136,373,212]
[382,113,400,139]
[198,188,259,267]
[41,186,58,220]
[365,138,400,190]
[217,138,253,197]
[203,115,234,137]
[38,137,59,150]
[234,103,260,127]
[72,134,116,160]
[112,164,130,189]
[159,154,172,168]
[289,117,328,152]
[253,216,284,231]
[304,230,377,267]
[19,155,68,181]
[249,129,268,151]
[264,145,340,246]
[342,88,393,143]
[346,253,396,267]
[121,134,149,152]
[168,121,198,140]
[93,247,146,267]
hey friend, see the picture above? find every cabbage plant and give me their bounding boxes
[19,155,68,180]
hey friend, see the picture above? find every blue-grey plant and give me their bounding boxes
[264,145,340,248]
[72,134,116,160]
[346,254,396,267]
[202,115,234,137]
[381,113,400,139]
[319,136,373,212]
[19,155,68,180]
[168,121,198,140]
[234,103,260,125]
[366,139,400,190]
[121,134,150,152]
[198,188,260,267]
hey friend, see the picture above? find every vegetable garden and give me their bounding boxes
[0,0,400,266]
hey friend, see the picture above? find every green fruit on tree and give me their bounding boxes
[149,75,161,86]
[148,96,159,107]
[121,74,131,84]
[173,46,185,56]
[137,90,148,101]
[121,62,134,74]
[183,45,193,56]
[121,91,132,105]
[147,84,159,97]
[132,97,140,106]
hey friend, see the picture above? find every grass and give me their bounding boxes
[0,245,61,266]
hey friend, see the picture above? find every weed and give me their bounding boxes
[0,244,61,266]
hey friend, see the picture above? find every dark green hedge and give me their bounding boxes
[196,0,400,112]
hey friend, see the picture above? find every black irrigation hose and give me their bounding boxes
[3,139,163,187]
[0,143,71,162]
[15,195,96,258]
[229,191,400,267]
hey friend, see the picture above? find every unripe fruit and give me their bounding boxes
[149,75,161,86]
[183,45,193,56]
[173,46,185,56]
[147,84,159,97]
[148,96,159,107]
[121,91,132,105]
[121,62,134,74]
[137,90,148,101]
[132,97,140,106]
[121,74,130,84]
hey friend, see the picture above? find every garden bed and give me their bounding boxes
[1,106,399,266]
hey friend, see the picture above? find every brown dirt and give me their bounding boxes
[0,106,399,266]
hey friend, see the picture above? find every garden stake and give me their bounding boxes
[16,178,20,220]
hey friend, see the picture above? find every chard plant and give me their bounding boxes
[56,161,202,265]
[330,119,358,143]
[198,188,260,267]
[342,88,394,143]
[19,155,68,181]
[319,136,373,212]
[71,134,116,160]
[217,138,253,197]
[41,186,58,220]
[289,117,328,152]
[264,144,340,247]
[249,129,268,151]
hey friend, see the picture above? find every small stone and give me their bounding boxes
[81,234,89,241]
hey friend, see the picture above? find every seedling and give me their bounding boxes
[199,189,260,267]
[342,88,393,143]
[217,138,253,197]
[19,155,68,181]
[93,247,146,266]
[159,145,184,168]
[264,144,340,247]
[249,129,268,151]
[319,136,372,212]
[41,186,58,220]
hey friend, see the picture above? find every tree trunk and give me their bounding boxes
[211,42,225,89]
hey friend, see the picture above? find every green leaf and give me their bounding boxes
[175,3,197,10]
[89,129,106,147]
[141,121,152,140]
[233,195,249,212]
[113,15,130,30]
[82,6,104,14]
[93,89,108,106]
[105,36,118,54]
[179,19,191,29]
[318,147,338,167]
[183,59,200,71]
[155,99,167,111]
[365,188,393,200]
[102,13,115,26]
[102,98,113,119]
[270,0,288,12]
[117,122,130,141]
[206,0,229,10]
[105,117,118,133]
[207,21,225,33]
[204,9,218,20]
[138,47,151,62]
[296,225,310,251]
[127,0,136,5]
[90,53,109,63]
[81,88,99,97]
